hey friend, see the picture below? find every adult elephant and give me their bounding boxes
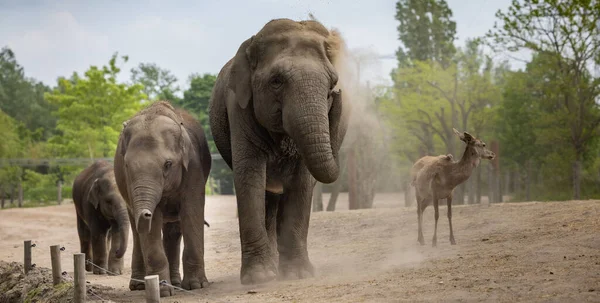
[209,18,351,285]
[114,101,212,297]
[72,160,129,275]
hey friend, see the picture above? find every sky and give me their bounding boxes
[0,0,518,92]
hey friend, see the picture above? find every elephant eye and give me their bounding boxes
[269,75,284,90]
[164,160,173,170]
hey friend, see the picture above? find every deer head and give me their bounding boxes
[453,128,495,167]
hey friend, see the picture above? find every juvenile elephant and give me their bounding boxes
[114,101,212,297]
[72,160,130,275]
[209,18,350,285]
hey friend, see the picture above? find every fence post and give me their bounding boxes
[73,253,86,303]
[145,275,160,303]
[24,240,32,274]
[57,181,63,205]
[50,245,62,285]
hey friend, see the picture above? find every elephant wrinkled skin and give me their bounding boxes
[72,160,130,275]
[209,18,350,285]
[114,101,212,297]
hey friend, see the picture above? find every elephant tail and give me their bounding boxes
[204,220,210,228]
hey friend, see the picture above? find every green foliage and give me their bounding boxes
[45,53,145,159]
[394,0,457,68]
[130,62,180,102]
[488,0,600,199]
[0,47,56,140]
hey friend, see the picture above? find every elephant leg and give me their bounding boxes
[128,212,146,291]
[277,175,315,280]
[265,191,280,261]
[76,217,92,272]
[231,145,276,285]
[139,210,173,297]
[163,221,182,287]
[107,226,124,275]
[180,188,209,290]
[90,228,108,275]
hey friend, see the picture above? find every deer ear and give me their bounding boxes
[453,128,466,142]
[86,178,100,209]
[228,36,255,109]
[463,131,474,143]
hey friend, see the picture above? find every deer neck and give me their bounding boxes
[449,145,479,187]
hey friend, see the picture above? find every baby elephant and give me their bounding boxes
[114,101,212,297]
[73,160,130,275]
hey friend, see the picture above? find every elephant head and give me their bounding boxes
[228,19,348,184]
[86,175,129,258]
[118,104,193,234]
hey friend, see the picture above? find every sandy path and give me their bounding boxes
[0,194,599,302]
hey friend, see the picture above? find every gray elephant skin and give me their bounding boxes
[209,18,350,285]
[114,101,212,297]
[72,160,130,275]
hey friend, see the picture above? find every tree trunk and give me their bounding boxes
[312,182,323,212]
[1,185,4,209]
[487,164,494,204]
[504,170,510,196]
[347,148,359,210]
[57,181,63,205]
[404,181,412,207]
[18,181,23,207]
[468,176,475,205]
[10,185,15,205]
[476,167,482,204]
[573,158,582,200]
[525,161,532,201]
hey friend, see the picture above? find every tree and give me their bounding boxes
[45,53,145,159]
[0,47,55,140]
[130,62,179,102]
[175,73,217,129]
[487,0,600,199]
[394,0,457,68]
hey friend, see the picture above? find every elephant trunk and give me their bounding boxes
[114,206,130,258]
[130,180,162,234]
[284,79,339,184]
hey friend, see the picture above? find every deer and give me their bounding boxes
[412,128,495,247]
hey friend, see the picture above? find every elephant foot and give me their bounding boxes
[240,256,277,285]
[85,262,93,272]
[278,256,314,280]
[129,278,145,291]
[160,284,174,297]
[170,272,182,288]
[92,266,106,275]
[108,264,123,276]
[182,275,209,290]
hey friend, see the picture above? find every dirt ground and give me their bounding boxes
[0,193,599,302]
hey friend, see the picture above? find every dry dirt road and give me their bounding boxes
[0,193,599,302]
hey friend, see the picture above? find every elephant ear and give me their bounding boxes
[179,122,194,171]
[86,178,100,209]
[228,35,255,109]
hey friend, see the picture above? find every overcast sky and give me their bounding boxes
[1,0,518,91]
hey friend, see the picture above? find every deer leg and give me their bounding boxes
[416,195,425,246]
[432,196,439,248]
[447,196,456,245]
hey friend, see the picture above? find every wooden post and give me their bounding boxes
[24,240,32,274]
[73,253,86,303]
[50,245,62,285]
[145,275,160,303]
[57,181,63,205]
